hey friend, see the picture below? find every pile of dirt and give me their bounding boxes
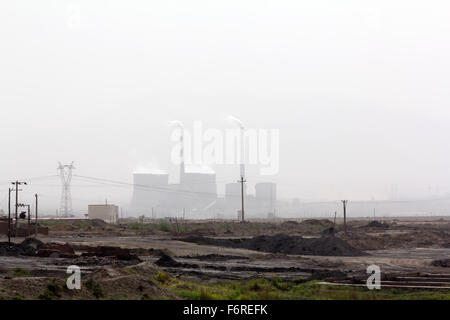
[55,255,135,267]
[0,238,44,256]
[81,246,141,262]
[37,243,76,258]
[21,238,44,250]
[155,254,199,269]
[431,259,450,268]
[179,254,249,262]
[180,234,367,257]
[88,264,173,299]
[300,219,334,228]
[129,248,172,257]
[298,219,335,233]
[321,227,336,236]
[340,232,388,250]
[90,219,108,228]
[310,269,348,281]
[366,221,389,229]
[155,254,179,267]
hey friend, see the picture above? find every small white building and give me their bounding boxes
[88,204,119,223]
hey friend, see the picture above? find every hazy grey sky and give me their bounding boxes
[1,1,450,212]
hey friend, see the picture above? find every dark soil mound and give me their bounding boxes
[180,234,366,257]
[179,254,249,261]
[155,254,180,267]
[301,219,333,227]
[155,254,199,269]
[321,227,335,236]
[37,242,76,258]
[310,269,347,280]
[21,238,44,250]
[366,221,389,228]
[0,239,44,256]
[90,219,108,228]
[81,246,141,261]
[129,248,170,256]
[431,259,450,268]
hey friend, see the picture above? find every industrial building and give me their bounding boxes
[88,204,119,223]
[255,182,277,217]
[130,173,169,210]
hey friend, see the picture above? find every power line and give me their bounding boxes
[73,174,229,198]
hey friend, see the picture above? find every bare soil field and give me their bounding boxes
[0,217,449,299]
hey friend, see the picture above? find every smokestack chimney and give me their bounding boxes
[180,130,185,185]
[170,120,186,185]
[228,116,246,179]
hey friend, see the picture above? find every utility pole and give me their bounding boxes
[27,205,30,228]
[333,211,337,229]
[238,176,246,222]
[35,194,38,238]
[229,115,246,223]
[12,181,27,237]
[15,183,18,236]
[341,200,348,234]
[8,188,11,244]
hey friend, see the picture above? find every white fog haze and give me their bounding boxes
[1,0,449,216]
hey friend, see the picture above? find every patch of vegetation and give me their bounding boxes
[155,271,173,285]
[85,278,104,299]
[162,277,450,300]
[74,221,91,229]
[12,267,30,277]
[124,267,139,275]
[271,277,289,291]
[129,222,151,231]
[38,220,67,227]
[38,280,62,300]
[157,221,171,232]
[128,220,172,233]
[107,292,129,300]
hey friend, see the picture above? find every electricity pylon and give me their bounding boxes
[58,162,75,217]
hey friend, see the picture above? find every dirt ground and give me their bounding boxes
[0,216,449,299]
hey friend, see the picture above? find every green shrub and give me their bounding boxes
[85,278,104,299]
[157,221,171,232]
[13,267,30,277]
[38,280,61,300]
[155,271,172,284]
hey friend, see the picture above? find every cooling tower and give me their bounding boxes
[164,171,218,213]
[255,182,277,212]
[131,173,169,209]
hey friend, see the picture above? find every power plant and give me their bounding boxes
[130,172,170,210]
[129,162,276,219]
[127,120,276,218]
